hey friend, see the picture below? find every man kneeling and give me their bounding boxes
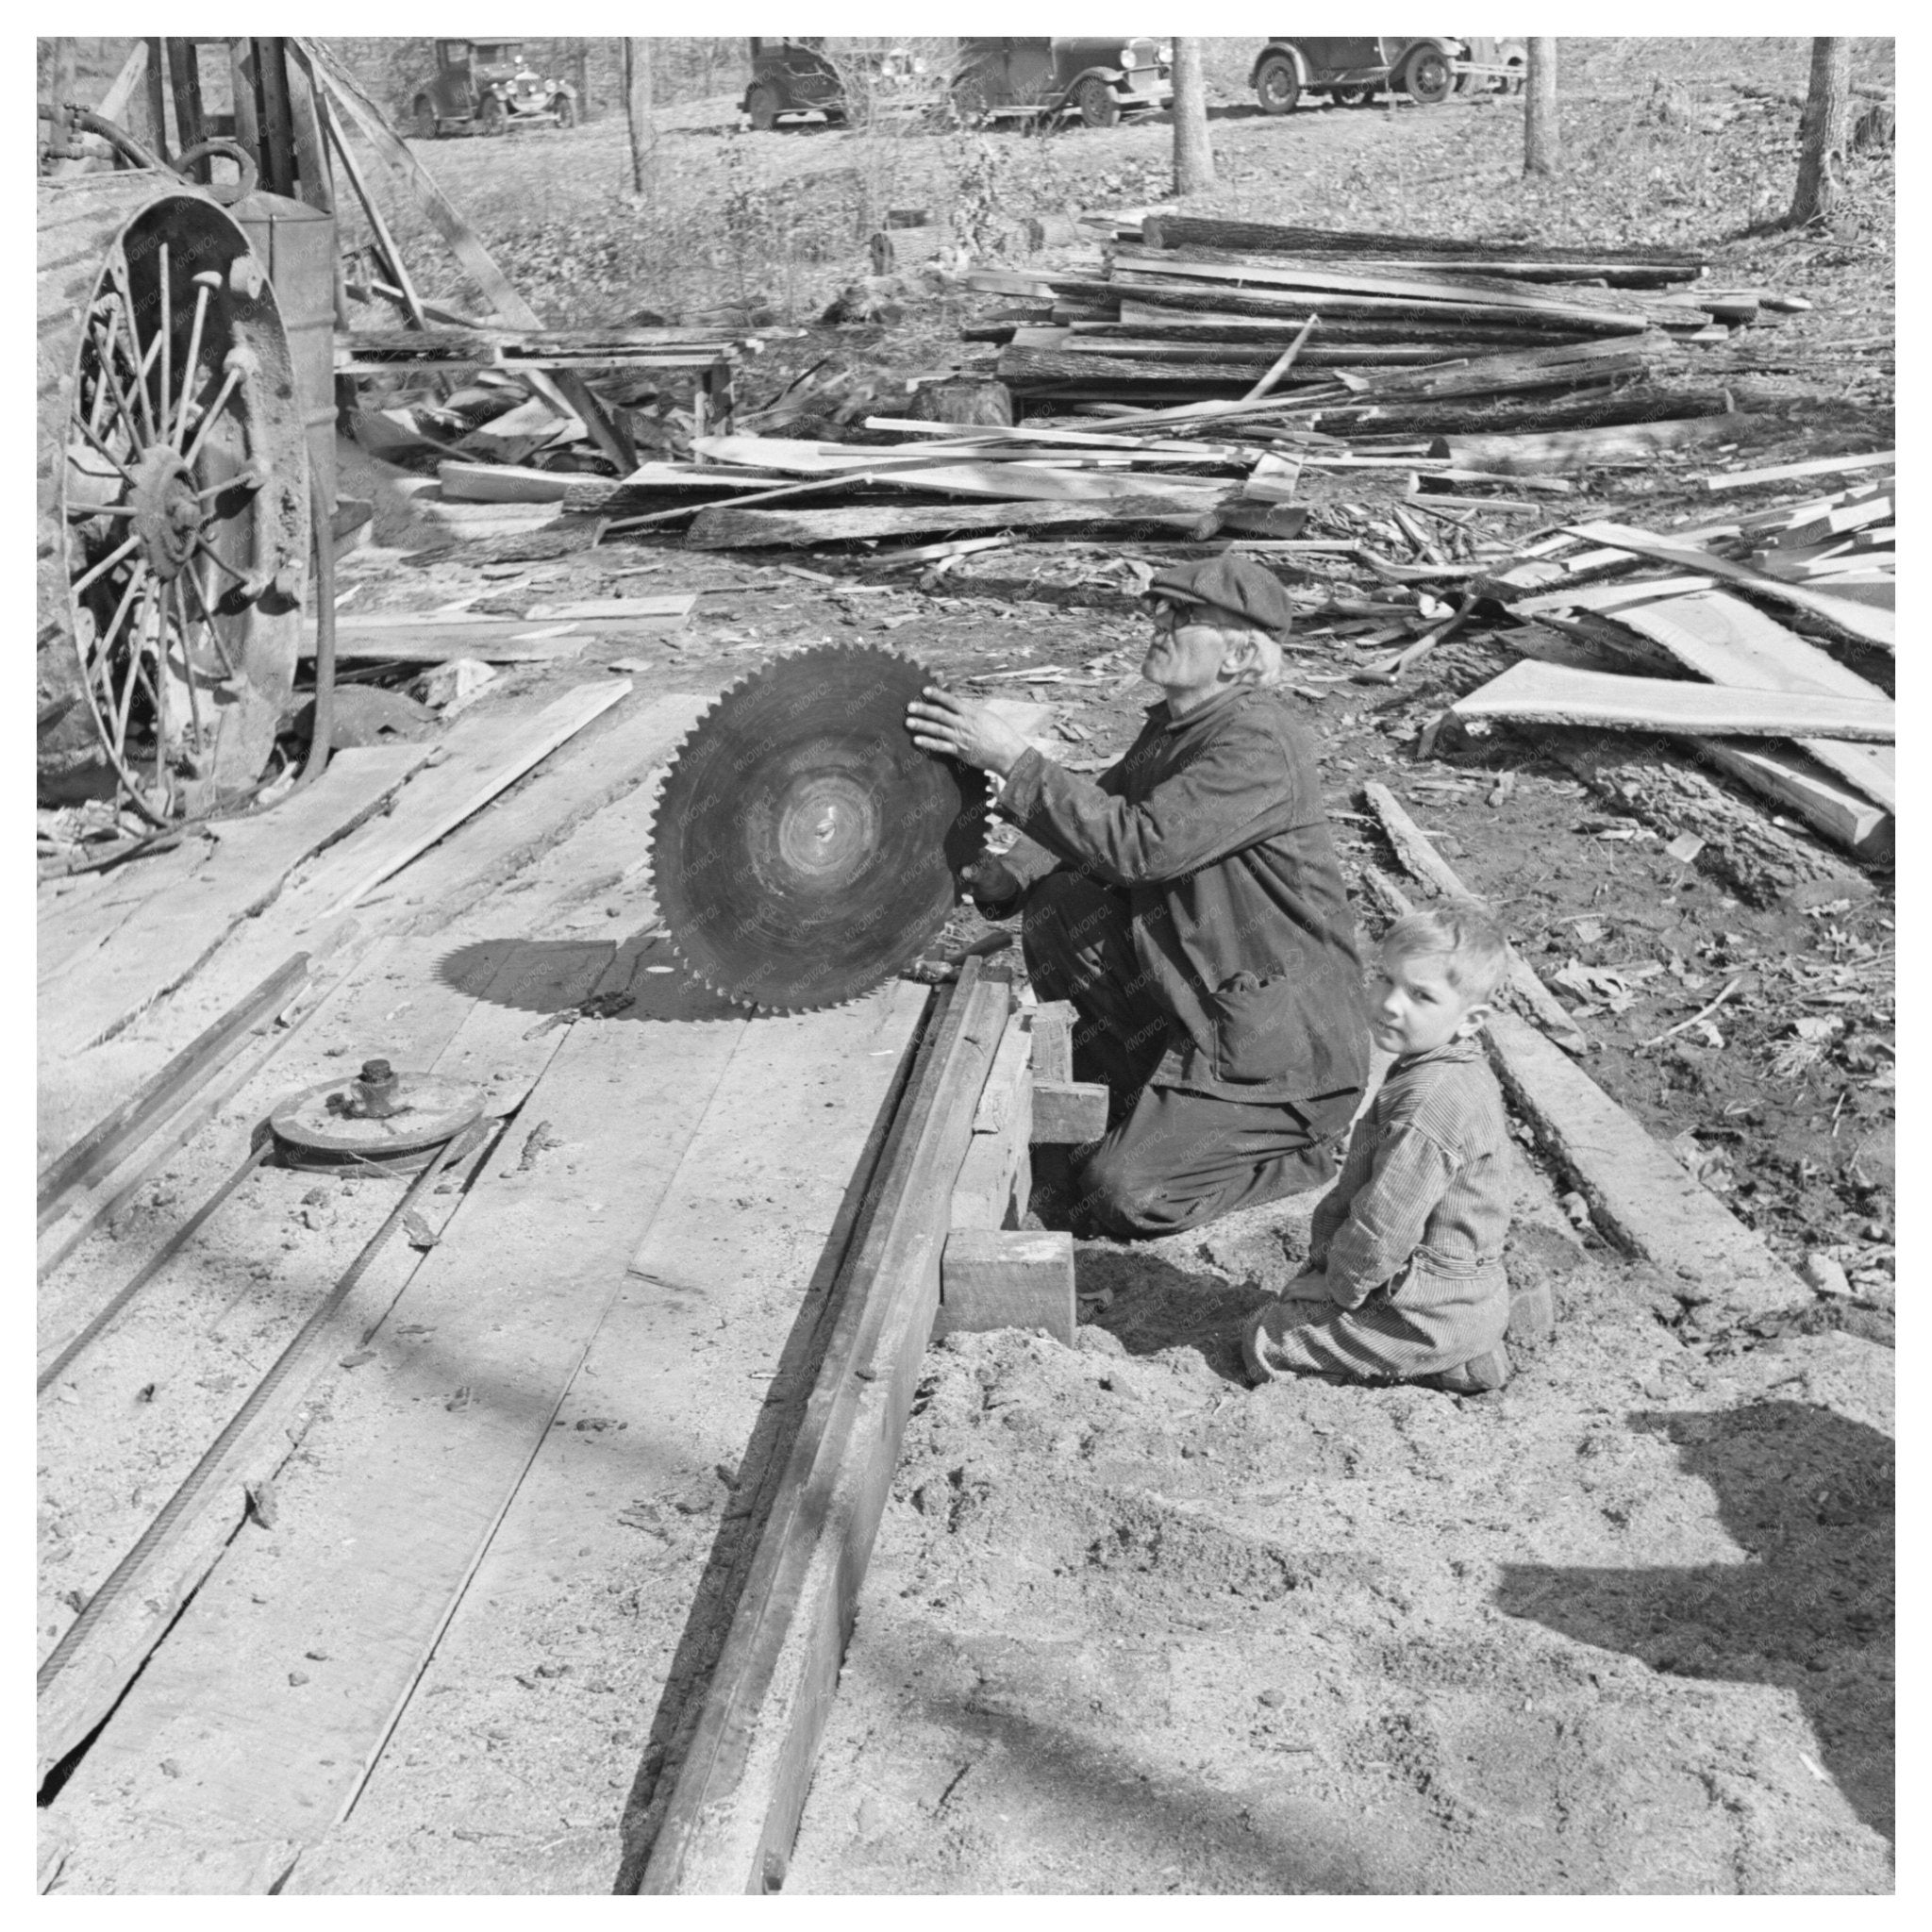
[907,556,1369,1241]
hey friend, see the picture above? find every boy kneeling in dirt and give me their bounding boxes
[907,556,1369,1241]
[1243,901,1516,1395]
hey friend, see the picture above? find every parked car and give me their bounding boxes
[408,39,575,137]
[740,38,940,130]
[951,37,1173,129]
[1457,36,1527,93]
[1248,36,1471,113]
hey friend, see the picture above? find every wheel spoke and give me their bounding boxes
[72,533,141,600]
[157,242,173,456]
[174,277,217,451]
[193,538,248,585]
[179,560,238,677]
[91,559,152,667]
[72,410,139,488]
[113,587,158,746]
[171,581,207,753]
[106,256,157,442]
[181,367,243,468]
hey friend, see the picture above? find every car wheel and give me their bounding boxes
[746,83,781,131]
[1331,84,1373,108]
[552,93,576,129]
[1255,55,1301,116]
[949,78,990,129]
[409,97,438,140]
[1072,76,1120,128]
[1403,47,1455,106]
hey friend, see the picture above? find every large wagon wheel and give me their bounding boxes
[39,175,308,824]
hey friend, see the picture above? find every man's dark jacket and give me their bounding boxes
[993,682,1371,1112]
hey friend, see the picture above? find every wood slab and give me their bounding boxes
[1453,659,1893,742]
[36,746,434,1061]
[1605,591,1894,811]
[1564,520,1895,652]
[284,980,927,1895]
[42,938,754,1886]
[1485,1011,1804,1322]
[35,937,620,1786]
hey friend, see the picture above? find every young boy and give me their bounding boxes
[1242,900,1516,1395]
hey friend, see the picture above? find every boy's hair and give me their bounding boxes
[1379,899,1510,1004]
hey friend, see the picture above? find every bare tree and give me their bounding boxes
[1172,38,1215,194]
[571,38,590,118]
[1788,37,1851,226]
[1524,38,1558,175]
[624,37,653,194]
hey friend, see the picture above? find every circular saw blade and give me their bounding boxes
[648,644,989,1012]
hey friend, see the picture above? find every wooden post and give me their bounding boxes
[228,40,263,180]
[1524,37,1559,175]
[1788,37,1851,226]
[1171,38,1215,194]
[143,37,171,161]
[572,38,591,116]
[166,39,208,178]
[254,37,300,199]
[625,37,654,195]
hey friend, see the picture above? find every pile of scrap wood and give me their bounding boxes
[956,215,1804,427]
[1456,454,1894,863]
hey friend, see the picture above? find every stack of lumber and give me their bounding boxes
[964,216,1797,429]
[1455,490,1896,864]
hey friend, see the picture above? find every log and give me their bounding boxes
[1452,660,1893,742]
[1564,520,1895,651]
[1111,301,1580,348]
[1139,213,1705,275]
[1311,389,1728,441]
[998,345,1302,390]
[1433,414,1754,475]
[687,494,1217,549]
[1359,784,1589,1054]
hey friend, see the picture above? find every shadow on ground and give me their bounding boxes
[1495,1397,1894,1841]
[436,934,742,1023]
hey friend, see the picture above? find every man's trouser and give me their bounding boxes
[1020,870,1351,1241]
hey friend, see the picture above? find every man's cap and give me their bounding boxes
[1145,555,1295,635]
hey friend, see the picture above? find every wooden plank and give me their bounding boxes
[640,965,1011,1892]
[35,937,624,1788]
[1564,520,1895,652]
[42,937,755,1877]
[35,746,435,1062]
[307,625,593,664]
[1360,783,1590,1055]
[1606,591,1894,811]
[935,1229,1075,1346]
[1453,659,1894,742]
[280,981,929,1895]
[1512,573,1717,616]
[1694,740,1891,862]
[1485,1011,1803,1322]
[37,954,308,1228]
[303,681,630,918]
[1704,448,1893,492]
[1434,415,1747,474]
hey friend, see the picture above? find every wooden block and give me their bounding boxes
[971,1013,1034,1141]
[935,1228,1076,1346]
[1032,1079,1109,1144]
[1028,1002,1076,1083]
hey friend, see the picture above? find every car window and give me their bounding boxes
[441,41,470,64]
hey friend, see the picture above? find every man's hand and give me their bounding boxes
[961,855,1023,915]
[906,686,1031,778]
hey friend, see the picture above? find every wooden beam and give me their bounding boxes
[688,494,1217,549]
[1564,519,1894,652]
[316,89,427,329]
[638,963,1011,1892]
[1360,783,1589,1055]
[1453,659,1893,742]
[298,40,636,475]
[1485,1011,1803,1324]
[935,1228,1076,1346]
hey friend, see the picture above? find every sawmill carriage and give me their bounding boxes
[38,41,339,826]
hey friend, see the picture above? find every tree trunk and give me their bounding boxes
[1788,37,1851,226]
[1171,39,1215,194]
[624,38,654,196]
[573,39,591,115]
[1524,38,1559,175]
